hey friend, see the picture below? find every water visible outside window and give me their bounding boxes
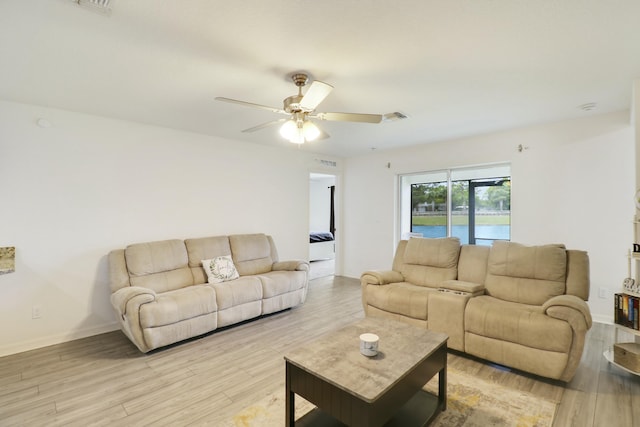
[411,181,448,238]
[410,179,510,245]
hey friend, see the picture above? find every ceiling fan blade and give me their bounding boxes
[299,81,333,111]
[314,112,383,124]
[215,97,287,115]
[241,118,287,133]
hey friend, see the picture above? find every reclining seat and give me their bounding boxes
[185,233,309,327]
[361,237,461,328]
[109,239,218,353]
[464,241,592,381]
[230,234,310,315]
[186,235,264,328]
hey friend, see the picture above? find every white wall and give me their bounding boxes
[0,100,339,356]
[343,110,634,323]
[0,101,631,356]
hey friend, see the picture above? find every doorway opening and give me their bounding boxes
[309,172,336,279]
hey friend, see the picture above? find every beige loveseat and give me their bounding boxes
[109,233,309,353]
[361,237,591,381]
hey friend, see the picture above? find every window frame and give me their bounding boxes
[398,163,511,246]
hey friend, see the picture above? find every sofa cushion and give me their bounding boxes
[126,239,188,275]
[464,333,568,380]
[202,256,239,283]
[139,285,217,328]
[185,236,232,284]
[211,276,263,310]
[364,282,435,320]
[143,312,218,351]
[258,270,307,298]
[229,234,273,275]
[457,244,490,284]
[404,237,460,267]
[126,239,193,293]
[399,237,460,287]
[485,241,567,305]
[566,249,590,300]
[465,296,572,353]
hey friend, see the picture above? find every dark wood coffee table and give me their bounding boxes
[284,317,448,427]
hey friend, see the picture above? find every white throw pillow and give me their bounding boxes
[202,255,239,284]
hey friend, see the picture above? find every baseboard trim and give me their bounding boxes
[592,314,613,325]
[0,322,120,357]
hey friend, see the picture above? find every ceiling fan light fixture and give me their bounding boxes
[280,118,320,144]
[217,71,389,144]
[302,120,321,141]
[279,119,298,140]
[280,119,305,144]
[289,131,305,144]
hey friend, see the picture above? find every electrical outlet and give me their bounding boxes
[32,305,42,319]
[598,288,607,299]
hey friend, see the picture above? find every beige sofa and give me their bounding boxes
[361,237,592,381]
[109,233,309,353]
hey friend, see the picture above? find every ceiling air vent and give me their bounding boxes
[383,112,409,122]
[76,0,112,15]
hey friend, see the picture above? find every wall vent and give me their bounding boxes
[315,159,337,168]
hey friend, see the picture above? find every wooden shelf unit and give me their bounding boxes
[605,217,640,375]
[603,323,640,375]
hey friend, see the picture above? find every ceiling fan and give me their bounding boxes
[215,73,386,144]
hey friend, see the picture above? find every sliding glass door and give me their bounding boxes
[400,164,511,245]
[468,179,511,245]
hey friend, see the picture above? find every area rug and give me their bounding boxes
[222,367,557,427]
[422,368,557,427]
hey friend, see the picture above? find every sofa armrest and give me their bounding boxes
[110,286,157,319]
[440,280,485,296]
[542,294,592,381]
[543,295,592,329]
[110,287,156,353]
[360,270,404,286]
[273,260,310,272]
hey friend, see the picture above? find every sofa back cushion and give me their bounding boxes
[485,241,567,305]
[398,237,460,288]
[229,234,274,276]
[457,244,490,284]
[184,236,232,284]
[566,249,590,301]
[125,239,194,293]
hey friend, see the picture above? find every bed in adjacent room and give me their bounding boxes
[309,231,335,261]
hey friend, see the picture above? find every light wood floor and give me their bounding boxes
[0,276,637,426]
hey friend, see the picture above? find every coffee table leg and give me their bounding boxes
[286,362,295,427]
[439,364,447,411]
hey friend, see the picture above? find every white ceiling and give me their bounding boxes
[1,0,639,157]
